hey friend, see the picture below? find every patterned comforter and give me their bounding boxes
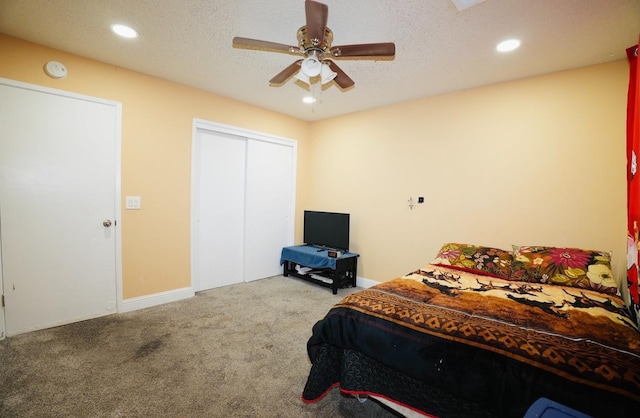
[302,264,640,417]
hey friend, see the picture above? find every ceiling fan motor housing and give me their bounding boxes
[297,26,333,54]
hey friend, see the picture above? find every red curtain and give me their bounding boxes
[627,38,640,325]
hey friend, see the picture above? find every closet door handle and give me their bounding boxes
[102,219,112,227]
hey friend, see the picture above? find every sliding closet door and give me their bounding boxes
[191,120,296,291]
[244,139,295,281]
[192,129,246,291]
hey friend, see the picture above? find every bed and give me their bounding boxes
[301,243,640,417]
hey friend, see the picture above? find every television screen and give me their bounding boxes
[303,210,350,252]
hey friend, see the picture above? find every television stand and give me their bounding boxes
[280,245,359,294]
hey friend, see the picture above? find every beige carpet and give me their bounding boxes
[0,275,401,417]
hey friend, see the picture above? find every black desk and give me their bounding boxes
[280,245,359,294]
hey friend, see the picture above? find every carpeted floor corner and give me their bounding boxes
[0,275,401,417]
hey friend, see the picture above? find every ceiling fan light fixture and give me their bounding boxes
[320,63,337,84]
[295,70,311,84]
[301,52,322,77]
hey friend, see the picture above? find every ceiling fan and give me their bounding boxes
[232,0,395,90]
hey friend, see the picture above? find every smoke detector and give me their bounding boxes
[44,61,67,79]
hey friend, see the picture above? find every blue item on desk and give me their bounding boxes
[280,245,358,270]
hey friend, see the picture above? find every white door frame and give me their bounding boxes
[0,77,123,339]
[190,119,297,291]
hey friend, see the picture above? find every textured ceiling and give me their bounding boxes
[1,0,639,121]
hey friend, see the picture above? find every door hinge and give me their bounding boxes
[1,294,4,307]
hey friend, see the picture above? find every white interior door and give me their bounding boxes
[0,80,120,336]
[191,120,296,291]
[244,139,295,282]
[0,253,4,340]
[192,129,246,291]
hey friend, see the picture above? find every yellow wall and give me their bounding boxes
[309,60,628,288]
[0,34,311,298]
[0,34,630,299]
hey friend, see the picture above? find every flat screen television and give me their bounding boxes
[303,210,350,252]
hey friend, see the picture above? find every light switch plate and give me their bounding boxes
[125,195,141,209]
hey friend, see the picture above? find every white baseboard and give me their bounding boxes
[356,276,380,289]
[118,277,376,313]
[119,286,194,313]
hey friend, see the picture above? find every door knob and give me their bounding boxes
[103,219,112,227]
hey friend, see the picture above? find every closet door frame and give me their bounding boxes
[190,119,297,291]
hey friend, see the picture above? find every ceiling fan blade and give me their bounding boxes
[232,37,301,55]
[329,43,396,59]
[305,0,328,48]
[326,60,355,89]
[269,60,303,85]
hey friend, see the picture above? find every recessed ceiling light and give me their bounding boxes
[302,96,316,104]
[111,24,138,39]
[496,39,521,53]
